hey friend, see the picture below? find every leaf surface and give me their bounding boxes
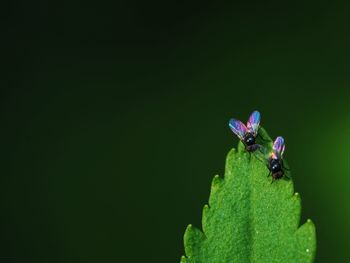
[181,128,316,263]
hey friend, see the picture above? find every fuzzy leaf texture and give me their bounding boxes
[180,128,316,263]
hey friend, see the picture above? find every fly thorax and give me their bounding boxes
[270,159,281,173]
[244,133,256,146]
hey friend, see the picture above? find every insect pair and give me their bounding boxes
[229,110,288,181]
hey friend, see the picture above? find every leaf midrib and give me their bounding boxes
[247,156,255,263]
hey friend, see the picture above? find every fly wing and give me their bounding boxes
[247,110,260,136]
[271,136,285,159]
[229,118,247,141]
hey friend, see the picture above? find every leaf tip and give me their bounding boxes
[184,224,205,257]
[293,192,301,203]
[209,175,224,207]
[306,219,316,231]
[212,174,223,187]
[202,204,210,230]
[295,218,317,262]
[186,224,193,230]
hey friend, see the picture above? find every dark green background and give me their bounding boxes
[3,1,350,262]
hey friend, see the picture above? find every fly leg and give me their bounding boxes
[281,160,290,171]
[267,170,271,177]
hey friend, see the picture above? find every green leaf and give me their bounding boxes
[181,128,316,263]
